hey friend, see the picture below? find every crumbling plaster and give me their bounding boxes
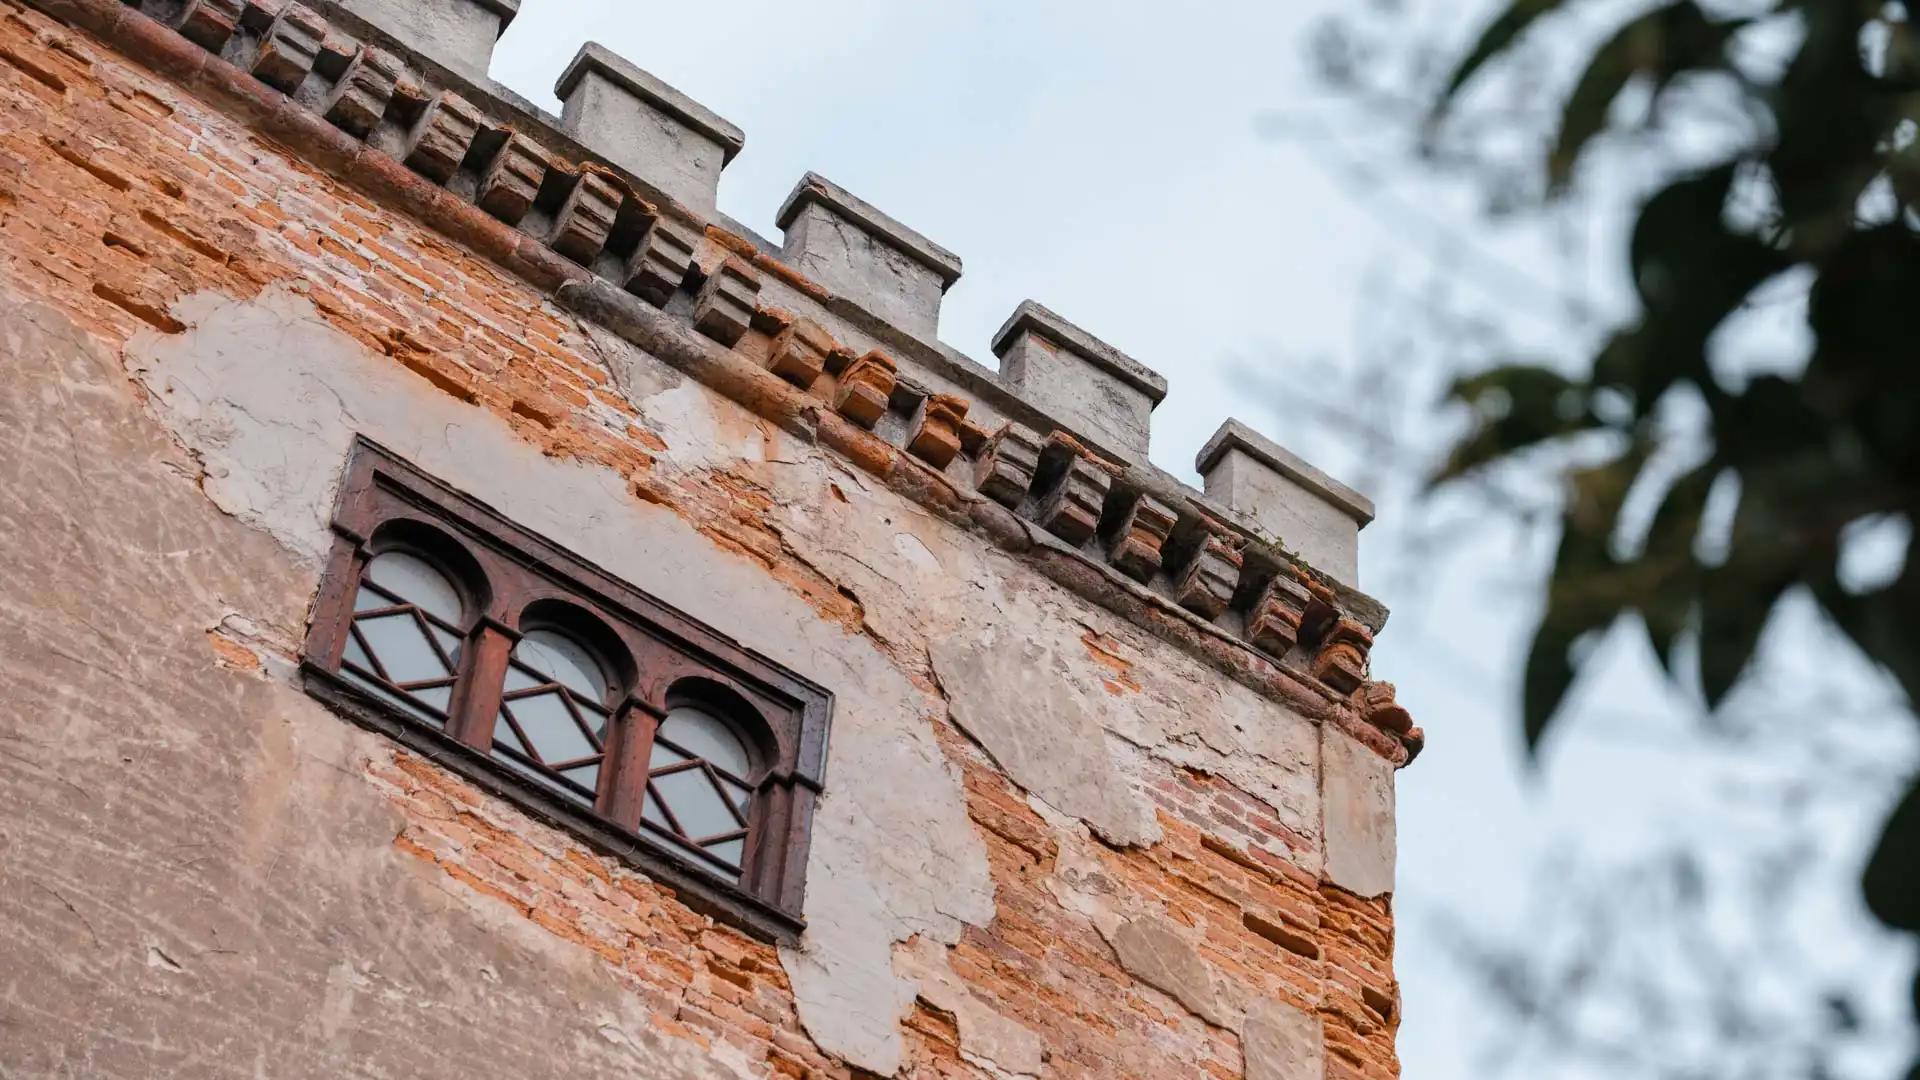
[45,278,1342,1074]
[0,298,767,1080]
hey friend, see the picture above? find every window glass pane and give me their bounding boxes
[654,767,740,840]
[357,614,452,684]
[412,684,453,712]
[431,625,464,665]
[364,551,464,623]
[342,633,373,671]
[720,775,753,814]
[562,763,600,793]
[507,691,597,764]
[643,788,670,829]
[515,629,611,702]
[658,706,752,778]
[705,838,745,870]
[504,664,543,693]
[342,668,445,727]
[493,711,528,756]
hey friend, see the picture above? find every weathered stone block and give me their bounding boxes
[834,350,896,429]
[973,423,1042,509]
[1243,998,1325,1080]
[176,0,245,51]
[907,394,968,469]
[1173,533,1240,619]
[1107,492,1177,583]
[993,301,1167,462]
[329,0,518,84]
[474,133,552,225]
[323,45,405,139]
[556,43,742,214]
[1035,452,1110,547]
[1323,728,1396,898]
[692,258,760,347]
[1105,916,1234,1029]
[549,171,625,265]
[777,173,962,339]
[251,3,327,94]
[623,215,697,307]
[403,90,484,184]
[1198,419,1374,587]
[1313,617,1372,695]
[1248,574,1313,658]
[765,317,833,390]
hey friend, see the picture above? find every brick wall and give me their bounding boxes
[0,3,1402,1077]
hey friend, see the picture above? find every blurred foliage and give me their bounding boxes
[1422,0,1920,1073]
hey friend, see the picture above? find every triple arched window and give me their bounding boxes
[304,439,830,939]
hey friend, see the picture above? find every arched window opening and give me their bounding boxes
[642,701,758,882]
[493,624,617,808]
[341,550,468,726]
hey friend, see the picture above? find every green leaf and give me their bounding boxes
[1547,2,1738,191]
[1865,777,1920,932]
[1439,0,1567,105]
[1432,365,1598,484]
[1522,444,1653,752]
[1636,462,1719,673]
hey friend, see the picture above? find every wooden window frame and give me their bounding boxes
[301,437,831,942]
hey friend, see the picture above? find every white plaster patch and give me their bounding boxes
[130,287,995,1076]
[896,937,1046,1079]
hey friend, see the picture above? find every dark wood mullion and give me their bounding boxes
[700,761,751,829]
[644,780,687,837]
[689,827,749,846]
[446,621,512,752]
[600,695,657,827]
[348,622,392,682]
[412,607,461,674]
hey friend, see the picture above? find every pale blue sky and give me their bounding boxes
[486,4,1917,1075]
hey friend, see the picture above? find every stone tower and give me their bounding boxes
[0,1,1419,1076]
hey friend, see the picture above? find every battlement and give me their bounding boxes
[25,0,1407,757]
[0,3,1416,1076]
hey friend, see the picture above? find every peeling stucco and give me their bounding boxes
[125,285,998,1074]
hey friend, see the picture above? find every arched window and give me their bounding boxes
[340,550,468,726]
[642,702,758,881]
[493,625,616,808]
[306,439,831,941]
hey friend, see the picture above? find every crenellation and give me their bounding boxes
[777,172,962,340]
[691,256,760,348]
[0,1,1420,1075]
[556,42,742,215]
[1199,420,1374,588]
[322,0,516,84]
[993,300,1168,462]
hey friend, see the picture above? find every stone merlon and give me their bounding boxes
[326,0,517,83]
[1198,419,1375,587]
[556,42,745,213]
[992,301,1168,461]
[777,172,963,340]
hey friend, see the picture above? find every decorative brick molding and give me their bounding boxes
[39,0,1418,758]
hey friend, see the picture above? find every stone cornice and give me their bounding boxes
[36,0,1420,763]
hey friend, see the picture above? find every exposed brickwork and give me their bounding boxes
[0,3,1402,1077]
